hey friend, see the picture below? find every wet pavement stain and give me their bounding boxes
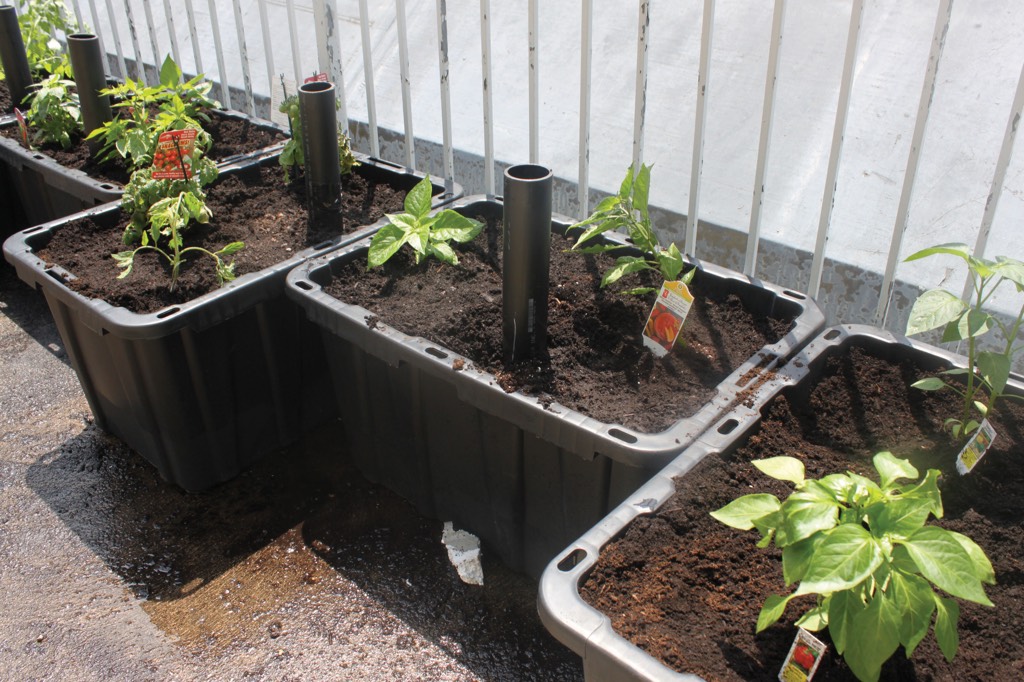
[2,264,583,680]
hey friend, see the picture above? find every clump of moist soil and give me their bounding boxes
[582,342,1024,681]
[0,109,285,186]
[323,208,793,433]
[37,162,409,313]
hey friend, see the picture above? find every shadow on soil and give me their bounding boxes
[26,417,583,680]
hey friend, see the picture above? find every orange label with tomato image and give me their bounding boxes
[151,129,197,180]
[642,280,693,357]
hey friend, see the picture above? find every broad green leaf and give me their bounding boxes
[572,216,626,249]
[407,220,431,257]
[367,223,410,269]
[217,241,245,256]
[430,210,483,243]
[977,351,1010,397]
[795,603,828,631]
[943,308,993,343]
[782,534,823,585]
[159,55,181,87]
[817,473,855,501]
[633,163,652,218]
[781,490,839,545]
[601,256,651,288]
[844,592,901,682]
[617,165,634,200]
[753,456,805,484]
[755,593,792,633]
[889,571,936,656]
[901,527,993,606]
[911,377,947,391]
[933,595,960,662]
[591,194,619,214]
[797,525,883,595]
[656,246,685,282]
[403,175,434,218]
[710,493,781,531]
[872,451,919,489]
[866,497,933,539]
[827,589,864,655]
[905,289,966,336]
[571,243,624,256]
[898,469,943,518]
[846,472,884,506]
[948,531,995,585]
[621,287,657,296]
[429,242,457,265]
[992,256,1024,288]
[903,243,971,263]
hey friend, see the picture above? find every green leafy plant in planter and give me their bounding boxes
[711,452,994,682]
[569,163,692,295]
[277,92,359,183]
[367,174,482,268]
[14,0,77,80]
[87,56,219,171]
[22,72,79,147]
[114,133,242,290]
[903,243,1024,439]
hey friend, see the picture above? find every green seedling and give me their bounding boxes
[23,73,79,148]
[712,452,994,682]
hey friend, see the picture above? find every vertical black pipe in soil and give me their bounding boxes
[67,34,112,154]
[298,81,342,231]
[503,163,553,364]
[0,6,33,108]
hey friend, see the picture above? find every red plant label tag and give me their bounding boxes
[779,628,827,682]
[304,72,329,84]
[956,418,996,475]
[642,280,693,357]
[14,108,29,149]
[151,129,197,180]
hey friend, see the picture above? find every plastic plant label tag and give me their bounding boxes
[304,72,329,84]
[642,280,694,357]
[14,108,29,149]
[956,418,996,475]
[151,129,197,180]
[441,522,483,586]
[778,628,826,682]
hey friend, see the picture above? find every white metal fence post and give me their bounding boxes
[685,0,715,257]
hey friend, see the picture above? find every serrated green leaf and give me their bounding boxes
[404,175,434,218]
[905,289,966,336]
[873,451,919,489]
[844,591,901,682]
[977,351,1010,397]
[901,527,993,606]
[827,589,864,655]
[948,531,995,585]
[710,494,780,531]
[889,571,935,657]
[797,525,883,595]
[755,593,792,633]
[752,456,805,484]
[933,595,960,662]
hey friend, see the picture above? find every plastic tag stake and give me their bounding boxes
[151,129,197,180]
[779,628,827,682]
[956,418,996,475]
[642,280,693,357]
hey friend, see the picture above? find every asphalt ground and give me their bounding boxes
[0,262,584,681]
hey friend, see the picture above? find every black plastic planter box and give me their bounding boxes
[3,153,460,492]
[0,108,286,233]
[285,195,825,578]
[537,324,1024,681]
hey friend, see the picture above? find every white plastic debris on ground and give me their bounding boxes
[442,522,483,586]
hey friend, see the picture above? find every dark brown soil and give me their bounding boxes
[36,163,409,313]
[1,109,285,186]
[0,79,12,113]
[582,342,1024,680]
[324,209,793,433]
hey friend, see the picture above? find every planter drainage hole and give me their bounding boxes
[100,184,114,190]
[783,289,806,300]
[608,428,638,444]
[294,280,313,291]
[824,329,841,340]
[557,548,588,572]
[156,307,181,319]
[426,347,448,360]
[718,418,739,435]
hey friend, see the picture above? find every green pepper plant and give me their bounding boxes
[903,243,1024,439]
[569,163,692,294]
[367,175,482,268]
[13,0,77,80]
[113,133,241,291]
[277,92,358,183]
[22,72,79,148]
[711,452,994,682]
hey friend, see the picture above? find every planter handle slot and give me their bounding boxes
[608,428,638,444]
[783,289,807,300]
[156,307,181,319]
[425,347,449,360]
[824,329,842,341]
[557,548,588,572]
[294,280,314,292]
[717,418,739,435]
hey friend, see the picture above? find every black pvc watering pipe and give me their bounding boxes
[0,6,32,108]
[298,81,342,231]
[502,163,553,364]
[67,34,112,154]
